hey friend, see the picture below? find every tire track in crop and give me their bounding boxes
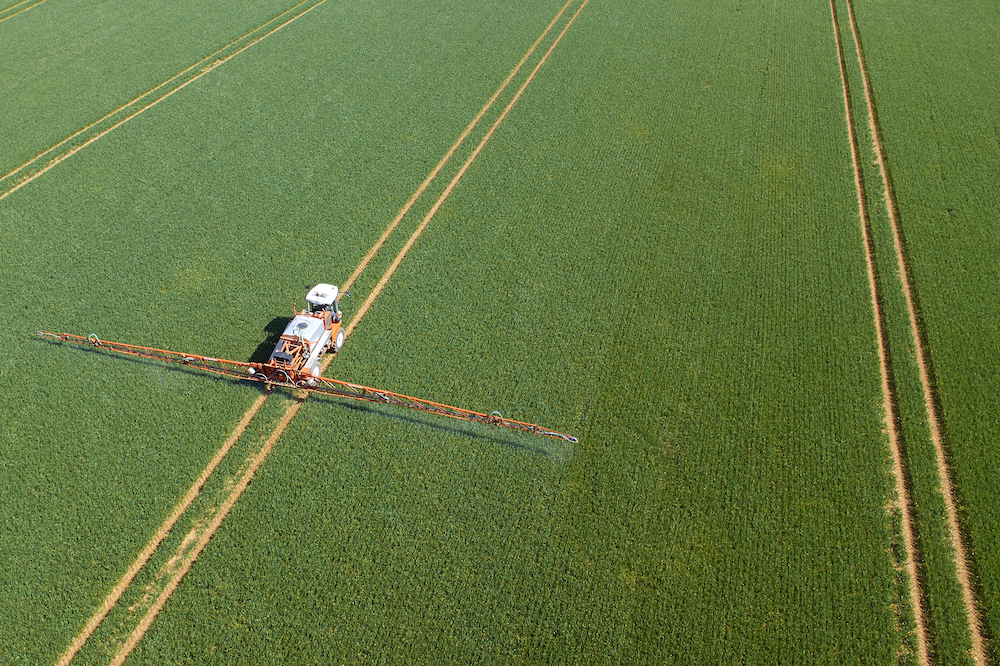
[59,2,592,663]
[0,0,325,203]
[104,2,593,661]
[840,0,987,663]
[54,393,269,666]
[829,0,928,662]
[108,394,308,666]
[0,0,46,24]
[52,11,328,658]
[342,0,579,293]
[0,0,32,13]
[345,0,592,336]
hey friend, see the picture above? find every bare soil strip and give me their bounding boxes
[0,0,45,24]
[341,0,578,293]
[101,3,592,661]
[842,1,987,662]
[346,0,592,338]
[829,0,928,662]
[0,0,323,201]
[55,393,269,666]
[108,395,308,666]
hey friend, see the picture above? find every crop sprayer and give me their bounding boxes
[37,284,578,443]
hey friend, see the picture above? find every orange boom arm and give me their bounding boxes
[36,330,578,444]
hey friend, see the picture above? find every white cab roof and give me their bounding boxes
[306,283,339,306]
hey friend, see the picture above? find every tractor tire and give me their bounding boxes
[333,328,346,353]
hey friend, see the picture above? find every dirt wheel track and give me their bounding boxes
[829,0,928,662]
[0,0,326,203]
[840,0,987,662]
[55,394,269,666]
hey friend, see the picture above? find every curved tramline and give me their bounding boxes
[36,284,578,444]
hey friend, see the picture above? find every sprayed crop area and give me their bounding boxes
[2,0,994,663]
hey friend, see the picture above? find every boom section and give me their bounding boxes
[307,377,579,443]
[35,330,578,444]
[36,331,256,381]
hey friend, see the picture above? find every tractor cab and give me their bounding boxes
[306,283,342,323]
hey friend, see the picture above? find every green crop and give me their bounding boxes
[3,0,995,663]
[842,0,1000,661]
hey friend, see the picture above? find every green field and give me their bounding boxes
[846,0,1000,662]
[1,0,996,663]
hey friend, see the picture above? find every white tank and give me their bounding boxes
[268,314,332,373]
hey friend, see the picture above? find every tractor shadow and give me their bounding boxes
[248,317,288,363]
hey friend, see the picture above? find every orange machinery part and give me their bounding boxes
[35,330,579,444]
